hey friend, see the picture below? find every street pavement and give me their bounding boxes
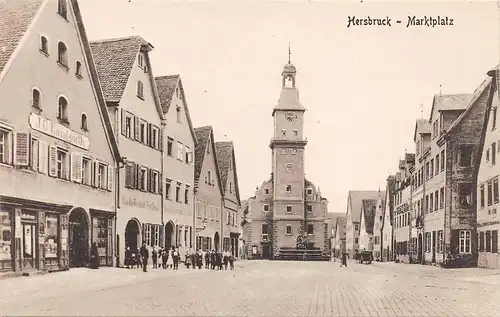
[1,259,500,316]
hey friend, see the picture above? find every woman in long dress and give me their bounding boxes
[166,247,174,268]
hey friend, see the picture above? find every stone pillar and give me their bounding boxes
[38,212,46,271]
[13,208,21,272]
[60,214,69,269]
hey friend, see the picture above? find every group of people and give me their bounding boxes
[125,244,181,272]
[124,244,236,272]
[185,249,235,271]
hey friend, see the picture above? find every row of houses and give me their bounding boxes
[331,64,500,269]
[0,0,241,274]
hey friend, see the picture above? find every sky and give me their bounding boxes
[79,0,499,215]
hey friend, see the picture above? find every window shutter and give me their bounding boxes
[70,152,82,183]
[107,165,113,191]
[38,141,48,174]
[14,132,30,166]
[158,173,163,195]
[134,116,140,140]
[31,139,39,170]
[125,161,133,188]
[135,163,140,189]
[121,109,127,136]
[145,167,149,192]
[158,129,163,151]
[91,160,98,187]
[48,145,57,176]
[147,123,152,147]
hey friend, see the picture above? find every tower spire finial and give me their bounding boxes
[288,42,291,64]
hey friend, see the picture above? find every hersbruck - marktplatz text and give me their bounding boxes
[406,16,454,27]
[347,16,391,28]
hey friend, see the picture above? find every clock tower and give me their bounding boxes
[269,50,308,252]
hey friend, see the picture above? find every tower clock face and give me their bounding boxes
[285,111,297,122]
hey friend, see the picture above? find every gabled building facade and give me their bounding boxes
[372,190,385,260]
[359,199,377,252]
[90,35,164,266]
[155,74,196,257]
[393,154,415,264]
[476,66,500,269]
[411,119,431,264]
[193,126,224,251]
[0,0,121,272]
[215,141,241,257]
[333,217,346,258]
[416,85,490,267]
[345,190,380,257]
[381,176,396,261]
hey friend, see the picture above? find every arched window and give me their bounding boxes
[40,36,48,54]
[58,0,67,19]
[57,42,68,67]
[58,96,68,122]
[75,61,82,77]
[32,88,41,109]
[81,113,88,131]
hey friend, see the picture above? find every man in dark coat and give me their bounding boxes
[341,251,348,267]
[90,242,99,269]
[140,243,149,272]
[204,251,210,269]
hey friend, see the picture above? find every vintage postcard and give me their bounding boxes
[0,0,499,316]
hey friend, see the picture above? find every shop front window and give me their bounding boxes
[93,217,108,257]
[0,209,12,261]
[44,214,58,258]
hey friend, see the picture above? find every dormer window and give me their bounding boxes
[264,188,269,195]
[307,188,312,195]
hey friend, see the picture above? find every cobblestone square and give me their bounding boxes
[1,260,500,316]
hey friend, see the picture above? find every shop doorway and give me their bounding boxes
[69,208,89,268]
[214,232,220,251]
[125,219,140,253]
[262,244,271,259]
[22,223,36,269]
[165,222,174,250]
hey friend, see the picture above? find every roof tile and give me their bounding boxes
[194,126,212,183]
[155,75,179,113]
[0,0,43,75]
[90,36,149,102]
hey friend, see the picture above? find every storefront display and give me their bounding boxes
[93,217,108,257]
[44,214,58,258]
[0,210,12,261]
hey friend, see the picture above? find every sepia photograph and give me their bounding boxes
[0,0,499,315]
